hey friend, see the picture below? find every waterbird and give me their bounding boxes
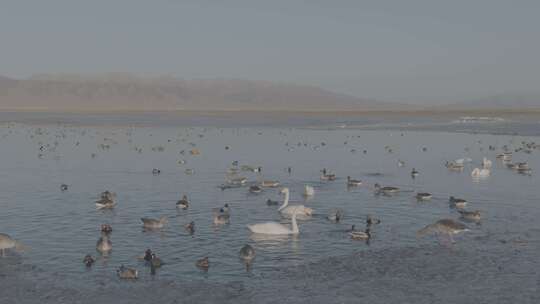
[83,254,95,267]
[100,224,112,234]
[117,265,138,279]
[327,208,344,222]
[96,235,112,254]
[366,215,381,226]
[60,184,68,191]
[239,244,256,262]
[416,219,469,243]
[141,216,168,229]
[347,176,362,187]
[248,208,300,235]
[449,196,467,208]
[0,233,24,257]
[349,227,371,241]
[249,185,262,194]
[458,210,481,222]
[411,168,419,178]
[185,221,195,234]
[277,188,313,218]
[303,184,315,197]
[196,257,210,270]
[95,191,116,209]
[374,183,399,194]
[176,195,189,209]
[416,192,432,201]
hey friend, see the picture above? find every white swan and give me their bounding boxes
[278,188,313,218]
[303,184,315,197]
[471,168,490,178]
[247,208,300,235]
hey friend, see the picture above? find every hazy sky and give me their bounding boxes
[1,0,539,104]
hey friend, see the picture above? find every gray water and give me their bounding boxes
[0,115,539,303]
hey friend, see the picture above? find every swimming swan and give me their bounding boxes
[247,208,300,235]
[277,188,313,218]
[471,168,490,178]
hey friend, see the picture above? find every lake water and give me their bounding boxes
[0,113,539,303]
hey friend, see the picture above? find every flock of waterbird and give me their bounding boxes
[0,123,538,280]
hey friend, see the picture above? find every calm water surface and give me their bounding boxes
[0,115,539,303]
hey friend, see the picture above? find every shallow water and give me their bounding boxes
[0,116,539,303]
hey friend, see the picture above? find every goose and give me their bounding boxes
[96,235,112,254]
[374,183,399,194]
[471,168,490,178]
[416,219,469,243]
[248,208,300,235]
[327,208,344,222]
[83,254,95,267]
[449,196,467,208]
[0,233,24,257]
[277,188,313,218]
[416,192,432,201]
[239,245,256,262]
[303,184,315,197]
[458,210,481,221]
[347,176,362,187]
[349,227,371,240]
[117,265,138,279]
[141,216,168,229]
[176,195,189,209]
[445,161,464,171]
[196,257,210,270]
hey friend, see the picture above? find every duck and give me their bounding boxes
[249,185,262,194]
[143,249,153,262]
[349,227,371,241]
[228,176,248,185]
[277,188,313,218]
[185,221,195,234]
[150,253,163,269]
[83,254,95,267]
[303,184,315,197]
[411,168,419,178]
[347,176,362,187]
[449,196,467,208]
[196,257,210,270]
[266,199,279,206]
[416,219,469,242]
[117,265,138,279]
[95,191,116,209]
[176,195,189,209]
[374,183,400,194]
[445,161,464,171]
[248,208,300,235]
[60,184,69,191]
[0,233,22,257]
[152,168,161,175]
[260,180,280,188]
[458,210,481,221]
[213,205,230,225]
[141,216,168,229]
[397,160,405,167]
[327,208,344,222]
[239,245,256,263]
[100,224,112,234]
[366,215,381,226]
[416,192,432,201]
[96,235,112,254]
[320,169,336,181]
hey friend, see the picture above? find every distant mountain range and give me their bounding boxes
[440,94,540,110]
[0,74,398,112]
